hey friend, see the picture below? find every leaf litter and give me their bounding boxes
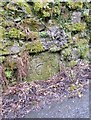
[2,60,90,118]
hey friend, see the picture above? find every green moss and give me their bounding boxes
[25,40,45,53]
[0,26,5,39]
[43,10,50,17]
[0,56,5,63]
[34,2,42,11]
[0,42,3,49]
[6,1,32,15]
[75,38,88,46]
[61,47,72,61]
[78,44,89,59]
[0,41,13,55]
[49,42,69,52]
[68,60,77,67]
[65,23,86,32]
[84,16,90,22]
[83,9,89,17]
[5,69,12,79]
[16,2,32,16]
[6,3,17,11]
[39,31,48,38]
[73,38,89,59]
[49,44,61,52]
[67,1,83,10]
[68,39,73,44]
[8,28,26,39]
[2,20,14,28]
[1,49,10,55]
[62,47,72,57]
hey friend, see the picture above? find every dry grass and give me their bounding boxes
[0,65,8,91]
[16,51,30,82]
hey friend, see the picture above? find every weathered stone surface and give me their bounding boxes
[9,43,21,54]
[27,52,60,81]
[71,12,81,23]
[40,26,69,52]
[0,41,21,56]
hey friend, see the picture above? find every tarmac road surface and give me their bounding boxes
[25,89,89,118]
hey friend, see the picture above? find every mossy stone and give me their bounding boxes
[49,44,61,52]
[25,40,45,53]
[0,49,10,56]
[2,20,14,28]
[67,2,83,10]
[68,60,77,67]
[27,52,60,81]
[61,47,72,57]
[0,42,3,49]
[22,18,44,31]
[0,56,5,63]
[78,44,89,59]
[0,26,5,39]
[8,28,26,39]
[65,23,86,32]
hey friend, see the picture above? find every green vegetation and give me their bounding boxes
[5,69,13,79]
[67,1,83,10]
[8,28,26,39]
[68,60,77,67]
[39,31,48,38]
[25,40,45,53]
[0,0,90,87]
[65,23,86,32]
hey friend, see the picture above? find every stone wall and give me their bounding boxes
[0,1,90,84]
